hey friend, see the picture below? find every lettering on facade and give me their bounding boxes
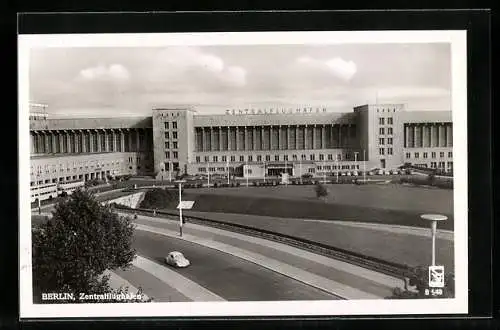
[225,107,327,116]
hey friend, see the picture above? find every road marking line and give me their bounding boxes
[133,215,404,289]
[135,224,381,300]
[132,255,225,302]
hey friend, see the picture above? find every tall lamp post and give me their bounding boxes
[226,159,230,185]
[36,166,42,214]
[354,151,359,179]
[176,180,187,237]
[421,214,447,266]
[207,161,210,187]
[335,156,339,183]
[363,149,367,183]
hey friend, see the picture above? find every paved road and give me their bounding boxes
[119,229,340,302]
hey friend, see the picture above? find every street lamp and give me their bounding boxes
[207,161,210,187]
[36,166,42,214]
[226,159,230,185]
[363,149,367,183]
[335,156,339,183]
[176,180,187,237]
[420,214,447,266]
[354,151,359,176]
[263,161,266,183]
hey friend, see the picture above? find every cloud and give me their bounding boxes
[150,47,247,87]
[296,56,357,81]
[78,63,130,82]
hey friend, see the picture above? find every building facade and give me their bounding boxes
[29,103,453,186]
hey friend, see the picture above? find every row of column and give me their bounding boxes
[195,124,356,152]
[404,123,452,148]
[31,128,150,155]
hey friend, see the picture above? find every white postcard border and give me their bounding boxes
[18,30,468,318]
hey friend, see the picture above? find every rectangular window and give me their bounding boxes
[448,151,453,158]
[164,122,169,129]
[328,154,333,160]
[173,151,178,158]
[266,155,270,161]
[293,155,298,161]
[195,156,200,163]
[379,118,385,125]
[301,154,306,160]
[440,152,445,158]
[172,121,177,129]
[387,117,393,125]
[310,154,315,161]
[204,156,209,162]
[165,132,169,139]
[248,155,253,162]
[284,155,289,161]
[165,142,169,149]
[213,156,218,162]
[275,155,279,161]
[173,132,178,139]
[388,127,393,135]
[222,156,227,162]
[240,155,244,162]
[165,151,170,159]
[379,127,385,135]
[257,155,262,162]
[388,137,393,144]
[379,148,385,155]
[199,167,206,172]
[319,154,324,161]
[173,142,178,149]
[230,156,235,162]
[388,148,393,155]
[423,152,428,159]
[308,168,315,173]
[379,138,385,145]
[431,152,436,158]
[414,152,419,159]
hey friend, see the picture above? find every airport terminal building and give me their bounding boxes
[29,103,453,185]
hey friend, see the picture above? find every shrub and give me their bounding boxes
[386,265,455,299]
[314,183,328,198]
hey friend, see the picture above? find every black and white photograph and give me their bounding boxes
[19,31,468,318]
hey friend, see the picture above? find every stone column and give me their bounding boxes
[446,124,453,147]
[236,127,240,151]
[59,131,65,153]
[338,124,342,148]
[321,125,326,149]
[213,127,218,151]
[286,126,291,150]
[136,129,140,152]
[66,131,72,153]
[295,126,299,150]
[439,124,446,147]
[269,126,273,151]
[260,126,264,150]
[253,126,257,150]
[244,126,248,151]
[30,133,35,154]
[120,130,125,152]
[219,127,223,151]
[311,125,316,150]
[128,129,133,152]
[227,126,232,151]
[304,125,308,149]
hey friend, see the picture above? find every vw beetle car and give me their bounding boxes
[165,251,190,268]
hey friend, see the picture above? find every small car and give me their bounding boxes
[165,251,190,268]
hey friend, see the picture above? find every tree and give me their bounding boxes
[314,183,328,199]
[386,265,455,299]
[32,189,137,303]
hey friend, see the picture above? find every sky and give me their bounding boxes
[29,43,451,117]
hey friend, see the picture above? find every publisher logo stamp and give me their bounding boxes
[428,265,445,288]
